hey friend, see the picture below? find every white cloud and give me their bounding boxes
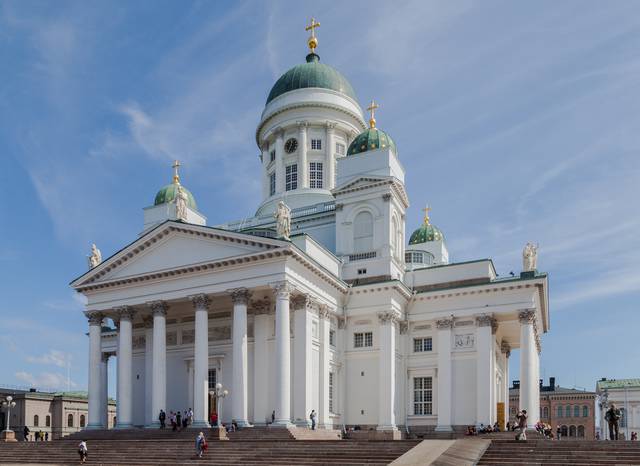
[15,371,76,390]
[26,349,71,368]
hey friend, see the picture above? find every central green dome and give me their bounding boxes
[266,53,358,105]
[154,183,197,210]
[409,223,444,244]
[347,127,397,156]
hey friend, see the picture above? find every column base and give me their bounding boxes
[235,420,253,428]
[1,430,17,442]
[435,425,453,432]
[372,428,401,440]
[190,420,211,428]
[376,425,399,431]
[115,423,134,430]
[84,423,104,430]
[271,419,294,428]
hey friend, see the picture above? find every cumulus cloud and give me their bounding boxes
[26,349,71,368]
[15,371,76,390]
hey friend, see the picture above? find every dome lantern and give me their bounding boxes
[347,100,397,156]
[154,160,197,210]
[409,205,445,244]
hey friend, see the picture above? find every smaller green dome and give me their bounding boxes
[409,223,444,244]
[347,127,397,156]
[154,183,197,210]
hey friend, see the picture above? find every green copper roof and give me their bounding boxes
[347,127,397,156]
[596,378,640,390]
[266,53,358,105]
[154,183,197,210]
[409,223,444,244]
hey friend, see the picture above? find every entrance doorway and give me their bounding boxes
[208,368,217,425]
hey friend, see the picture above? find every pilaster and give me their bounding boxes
[377,311,399,432]
[190,294,211,428]
[271,281,294,427]
[230,288,251,427]
[86,312,103,429]
[115,306,135,429]
[435,318,453,431]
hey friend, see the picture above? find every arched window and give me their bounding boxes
[67,413,74,428]
[565,405,571,417]
[353,212,374,253]
[569,425,577,437]
[574,405,580,417]
[582,405,588,417]
[557,405,563,417]
[561,425,568,437]
[542,407,549,419]
[33,415,39,427]
[577,425,585,437]
[45,415,51,427]
[80,415,86,428]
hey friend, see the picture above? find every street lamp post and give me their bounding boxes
[209,383,228,427]
[1,395,18,442]
[599,390,609,440]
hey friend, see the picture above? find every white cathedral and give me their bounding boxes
[71,22,549,437]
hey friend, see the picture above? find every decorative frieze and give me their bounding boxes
[229,288,252,305]
[189,294,210,311]
[413,324,431,331]
[211,326,231,341]
[166,331,177,346]
[436,318,454,329]
[132,335,145,349]
[454,320,473,327]
[318,304,331,320]
[454,333,475,349]
[475,314,494,327]
[182,329,195,345]
[142,315,154,329]
[377,311,399,325]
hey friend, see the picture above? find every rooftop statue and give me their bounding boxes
[88,243,102,269]
[275,200,291,240]
[175,185,188,222]
[522,242,538,272]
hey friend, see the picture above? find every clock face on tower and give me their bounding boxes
[284,138,298,154]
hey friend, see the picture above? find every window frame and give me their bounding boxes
[413,376,433,415]
[309,162,323,189]
[329,329,336,347]
[329,371,335,413]
[413,337,433,353]
[67,413,74,428]
[33,414,39,427]
[311,138,322,150]
[335,142,345,155]
[354,331,373,348]
[285,164,298,191]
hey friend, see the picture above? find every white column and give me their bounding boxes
[253,302,271,425]
[298,122,308,189]
[86,312,103,429]
[377,311,398,431]
[501,341,511,430]
[435,318,453,431]
[100,353,109,428]
[261,144,270,199]
[275,129,285,194]
[149,301,168,427]
[187,361,194,414]
[325,122,336,190]
[519,309,537,428]
[338,317,347,425]
[475,315,493,426]
[115,307,134,429]
[143,316,153,426]
[293,295,313,427]
[191,294,210,427]
[272,281,293,427]
[318,306,332,429]
[230,288,251,427]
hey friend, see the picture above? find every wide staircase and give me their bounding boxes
[0,428,419,465]
[478,439,640,465]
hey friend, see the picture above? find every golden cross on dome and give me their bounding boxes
[305,18,320,52]
[422,205,432,225]
[172,160,181,184]
[367,100,379,128]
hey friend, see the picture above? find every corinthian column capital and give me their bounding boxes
[436,318,454,329]
[147,300,168,317]
[86,311,103,326]
[271,281,294,299]
[229,288,252,305]
[189,294,210,311]
[518,309,536,325]
[114,306,135,321]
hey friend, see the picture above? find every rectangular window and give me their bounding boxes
[311,139,322,150]
[285,164,298,191]
[269,172,276,196]
[329,329,336,347]
[270,150,276,162]
[335,142,345,155]
[355,332,373,347]
[309,162,323,188]
[413,377,433,415]
[208,369,217,391]
[413,337,433,352]
[329,372,335,413]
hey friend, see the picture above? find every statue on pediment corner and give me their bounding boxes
[175,185,189,222]
[522,242,538,272]
[275,200,291,240]
[88,243,102,269]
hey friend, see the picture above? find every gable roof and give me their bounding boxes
[332,176,409,208]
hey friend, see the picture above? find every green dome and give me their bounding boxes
[154,183,197,210]
[409,223,444,244]
[266,53,358,105]
[347,127,397,156]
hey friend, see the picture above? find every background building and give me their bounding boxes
[0,387,116,440]
[596,378,640,440]
[509,377,596,440]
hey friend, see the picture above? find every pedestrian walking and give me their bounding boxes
[78,440,88,464]
[271,410,275,424]
[23,426,30,442]
[159,409,166,429]
[310,410,317,430]
[515,409,528,441]
[45,432,49,442]
[605,403,621,440]
[176,411,182,431]
[195,431,207,458]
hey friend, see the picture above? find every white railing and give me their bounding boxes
[220,201,336,232]
[346,251,377,262]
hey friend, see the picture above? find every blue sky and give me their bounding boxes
[1,1,639,396]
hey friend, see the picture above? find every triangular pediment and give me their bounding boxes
[333,176,409,207]
[71,222,285,288]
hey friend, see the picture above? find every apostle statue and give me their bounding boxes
[175,186,188,222]
[275,200,291,240]
[522,242,538,271]
[88,243,102,269]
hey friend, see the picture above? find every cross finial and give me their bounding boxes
[367,100,379,128]
[305,17,321,52]
[422,205,432,225]
[172,160,181,184]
